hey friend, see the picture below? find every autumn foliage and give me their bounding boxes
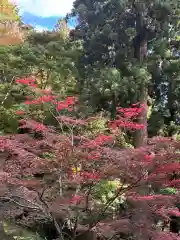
[0,77,179,240]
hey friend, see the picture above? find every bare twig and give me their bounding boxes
[1,76,15,105]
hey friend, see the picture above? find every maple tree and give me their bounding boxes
[0,77,179,240]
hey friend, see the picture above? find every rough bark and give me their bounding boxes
[133,10,148,147]
[134,86,148,147]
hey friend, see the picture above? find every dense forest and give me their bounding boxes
[0,0,180,239]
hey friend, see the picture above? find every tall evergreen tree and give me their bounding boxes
[71,0,180,146]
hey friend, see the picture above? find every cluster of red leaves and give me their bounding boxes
[23,94,77,113]
[81,135,113,149]
[117,102,145,118]
[16,77,37,88]
[69,170,101,183]
[16,78,77,113]
[15,110,25,115]
[57,115,87,126]
[19,119,48,132]
[109,103,145,130]
[71,194,83,204]
[56,96,77,111]
[24,95,56,105]
[168,179,180,188]
[15,78,146,134]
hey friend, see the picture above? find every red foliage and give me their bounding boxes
[57,115,87,126]
[56,97,77,111]
[81,135,113,149]
[0,77,178,239]
[71,194,83,204]
[0,120,180,239]
[16,77,35,85]
[15,110,25,115]
[109,103,145,130]
[168,179,180,188]
[19,119,48,132]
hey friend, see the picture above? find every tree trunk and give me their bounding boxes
[134,85,148,147]
[133,10,148,147]
[110,93,117,120]
[169,216,180,233]
[167,76,176,126]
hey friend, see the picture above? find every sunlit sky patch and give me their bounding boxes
[13,0,75,30]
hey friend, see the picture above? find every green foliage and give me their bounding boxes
[0,106,18,133]
[86,117,108,136]
[25,31,79,95]
[0,29,78,93]
[93,180,127,211]
[3,221,42,240]
[159,187,178,195]
[41,151,56,159]
[71,0,180,141]
[0,45,33,82]
[84,115,133,148]
[115,132,134,149]
[93,180,120,199]
[0,83,34,107]
[0,28,80,131]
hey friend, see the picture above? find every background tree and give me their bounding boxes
[0,26,79,132]
[70,0,180,146]
[0,0,24,45]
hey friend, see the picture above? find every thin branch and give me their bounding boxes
[1,76,15,105]
[38,189,65,240]
[59,164,63,197]
[85,183,93,211]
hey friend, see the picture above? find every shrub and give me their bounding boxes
[0,77,179,240]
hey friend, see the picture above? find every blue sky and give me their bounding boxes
[13,0,76,31]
